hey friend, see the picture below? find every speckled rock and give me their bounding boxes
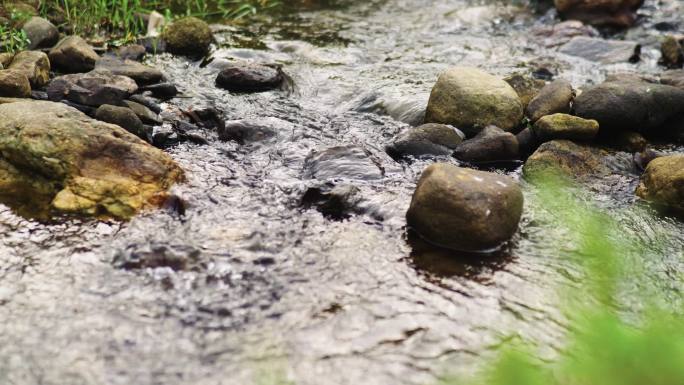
[407,163,524,251]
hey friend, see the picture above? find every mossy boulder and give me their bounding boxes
[532,113,599,142]
[162,17,213,57]
[636,155,684,214]
[425,67,523,136]
[523,140,610,179]
[407,163,523,251]
[0,101,183,219]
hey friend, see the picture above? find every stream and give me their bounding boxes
[1,1,683,384]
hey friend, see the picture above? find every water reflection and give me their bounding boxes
[406,230,514,284]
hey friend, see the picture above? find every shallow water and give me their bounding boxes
[1,1,683,384]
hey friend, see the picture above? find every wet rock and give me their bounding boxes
[152,125,180,148]
[172,120,208,145]
[140,82,178,100]
[22,16,58,50]
[0,101,183,219]
[386,123,464,159]
[523,140,609,178]
[504,73,546,109]
[636,155,684,214]
[425,67,523,136]
[605,131,647,152]
[113,243,200,271]
[526,79,574,122]
[634,148,663,171]
[516,127,540,157]
[215,64,284,93]
[660,69,684,89]
[218,117,292,143]
[186,106,224,130]
[574,79,684,134]
[7,50,50,87]
[532,114,599,142]
[162,17,213,57]
[453,126,519,163]
[0,70,31,98]
[301,183,363,220]
[129,94,162,114]
[559,36,640,64]
[95,104,146,140]
[116,44,147,61]
[47,70,138,107]
[304,146,383,181]
[49,36,100,73]
[406,163,523,251]
[123,100,161,125]
[96,56,164,86]
[554,0,644,27]
[533,20,599,48]
[660,35,684,69]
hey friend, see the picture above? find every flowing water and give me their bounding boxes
[1,1,683,384]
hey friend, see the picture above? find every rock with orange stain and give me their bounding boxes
[0,100,183,219]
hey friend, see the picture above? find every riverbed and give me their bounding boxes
[1,1,683,384]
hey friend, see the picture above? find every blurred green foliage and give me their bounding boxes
[442,170,684,385]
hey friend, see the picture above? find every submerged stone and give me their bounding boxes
[559,36,640,64]
[386,123,464,159]
[215,64,284,93]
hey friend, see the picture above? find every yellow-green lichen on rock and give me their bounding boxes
[162,17,213,57]
[636,155,684,214]
[0,100,184,220]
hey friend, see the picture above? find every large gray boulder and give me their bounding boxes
[406,163,523,251]
[425,67,523,136]
[574,79,684,134]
